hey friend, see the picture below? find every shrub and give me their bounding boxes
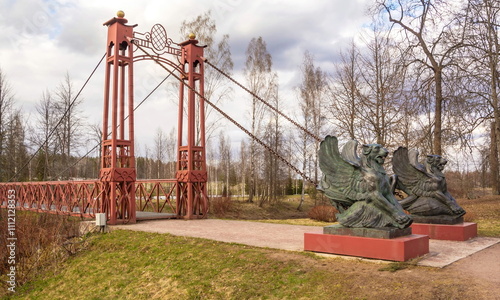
[308,205,338,222]
[0,210,82,294]
[210,196,233,217]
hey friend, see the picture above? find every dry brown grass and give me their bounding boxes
[209,195,313,221]
[209,196,233,217]
[0,210,82,294]
[307,205,338,222]
[457,195,500,236]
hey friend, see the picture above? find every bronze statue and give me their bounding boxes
[392,147,466,221]
[318,136,412,229]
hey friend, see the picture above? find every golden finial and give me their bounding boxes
[117,10,125,18]
[188,33,196,40]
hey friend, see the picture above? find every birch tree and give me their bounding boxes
[297,51,327,207]
[243,36,273,203]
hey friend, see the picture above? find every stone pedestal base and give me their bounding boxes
[411,215,463,225]
[323,224,412,239]
[410,222,477,241]
[304,232,429,262]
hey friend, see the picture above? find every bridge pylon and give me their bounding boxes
[100,12,137,224]
[175,34,209,219]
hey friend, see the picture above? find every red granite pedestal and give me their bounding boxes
[304,232,429,262]
[410,222,477,241]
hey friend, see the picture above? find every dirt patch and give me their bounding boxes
[445,242,500,285]
[265,250,500,299]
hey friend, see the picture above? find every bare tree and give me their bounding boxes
[0,68,14,180]
[153,128,168,179]
[166,127,177,178]
[54,72,84,178]
[297,51,327,208]
[89,123,103,163]
[180,10,234,144]
[377,0,468,155]
[143,145,153,179]
[4,111,28,181]
[30,90,57,180]
[356,23,408,148]
[239,139,248,199]
[261,73,283,206]
[206,139,218,196]
[218,131,232,197]
[462,0,500,194]
[328,41,362,140]
[243,36,273,203]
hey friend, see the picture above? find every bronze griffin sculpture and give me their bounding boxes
[318,136,412,229]
[392,147,466,223]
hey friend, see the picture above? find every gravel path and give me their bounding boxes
[113,219,500,273]
[114,219,323,251]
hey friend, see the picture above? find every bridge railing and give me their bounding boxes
[0,179,180,218]
[136,179,177,214]
[0,180,102,218]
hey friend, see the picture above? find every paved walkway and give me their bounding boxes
[113,219,500,268]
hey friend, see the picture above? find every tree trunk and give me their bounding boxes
[491,121,500,195]
[433,69,443,155]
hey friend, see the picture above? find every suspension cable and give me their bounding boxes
[201,57,322,143]
[54,70,176,180]
[132,39,318,185]
[8,53,107,182]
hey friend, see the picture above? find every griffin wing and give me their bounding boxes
[341,140,360,165]
[318,136,363,206]
[392,147,435,196]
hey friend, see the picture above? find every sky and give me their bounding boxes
[0,0,373,156]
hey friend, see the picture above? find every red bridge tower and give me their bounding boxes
[100,12,137,224]
[100,12,208,224]
[176,35,208,219]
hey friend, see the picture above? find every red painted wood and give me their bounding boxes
[175,36,209,219]
[411,222,477,241]
[304,233,429,262]
[0,14,210,223]
[100,13,137,224]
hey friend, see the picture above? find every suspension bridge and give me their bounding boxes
[0,11,318,225]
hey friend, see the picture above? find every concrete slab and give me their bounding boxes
[418,236,500,268]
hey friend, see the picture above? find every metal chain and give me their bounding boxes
[132,39,318,185]
[54,70,176,180]
[201,57,322,143]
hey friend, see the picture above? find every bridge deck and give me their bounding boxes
[136,211,178,221]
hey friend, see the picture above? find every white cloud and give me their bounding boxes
[0,0,372,154]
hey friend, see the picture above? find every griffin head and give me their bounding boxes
[361,144,389,171]
[426,154,447,176]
